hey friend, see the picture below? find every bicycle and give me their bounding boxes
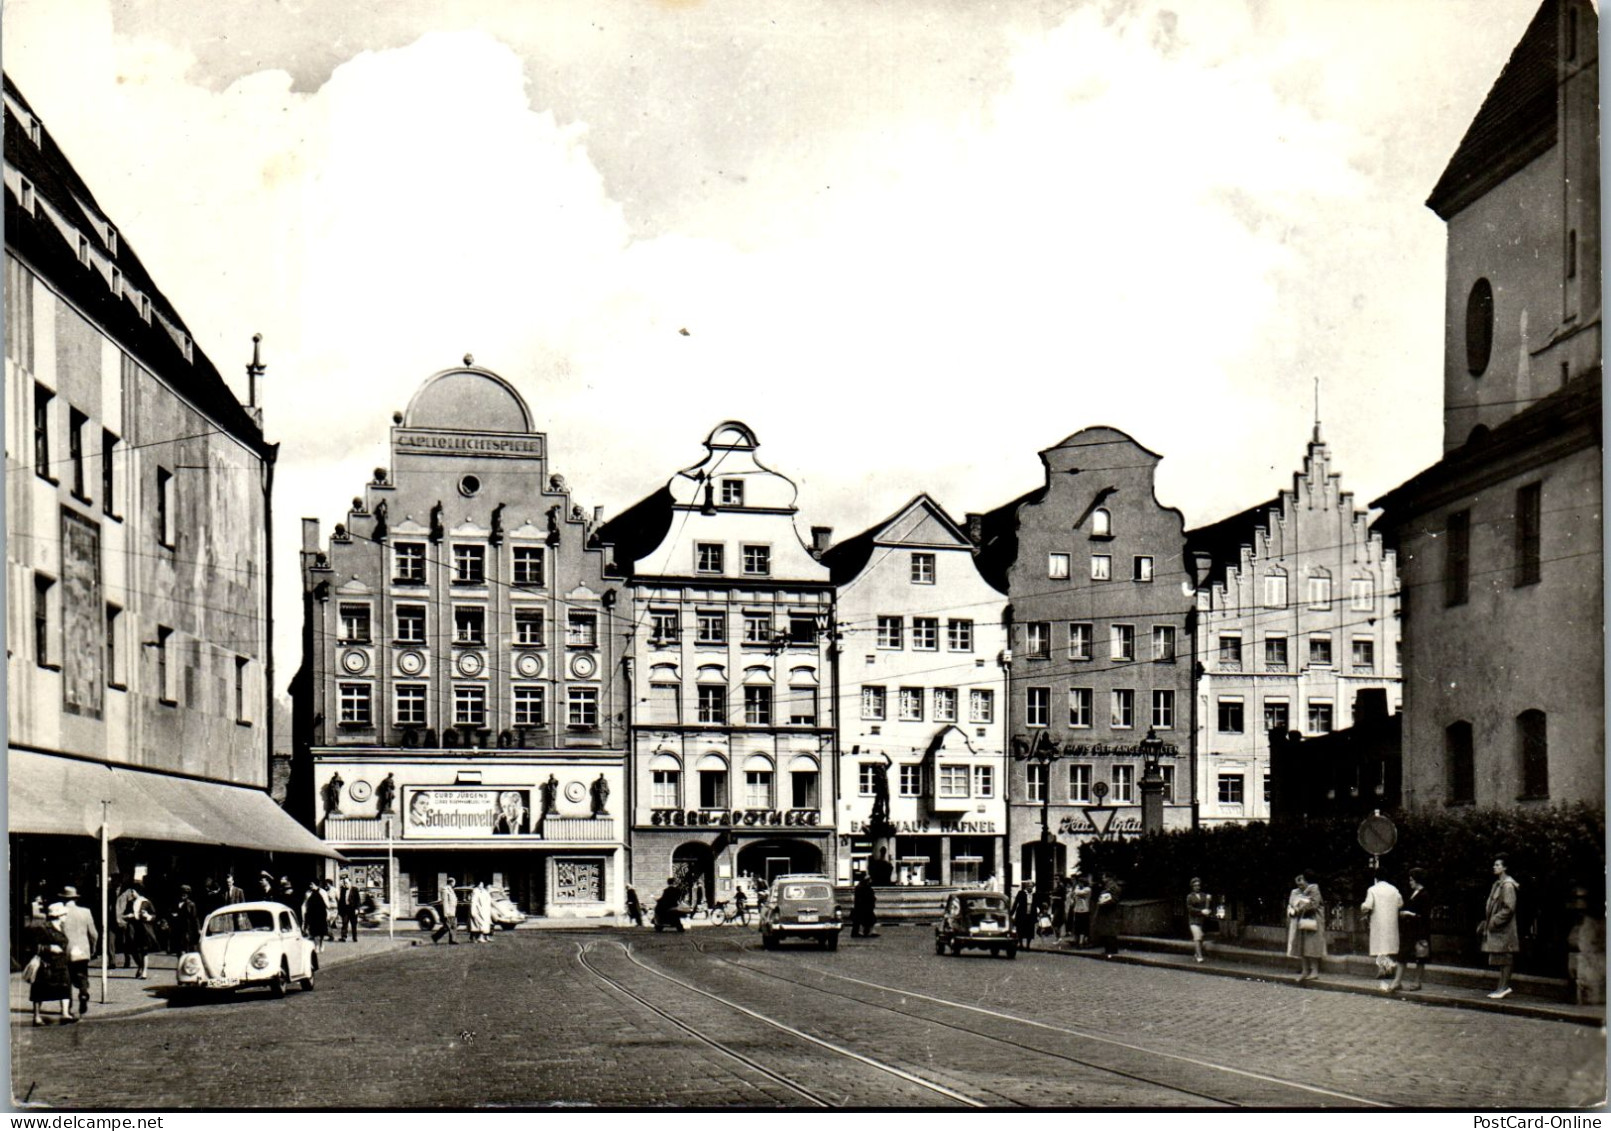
[709,896,751,926]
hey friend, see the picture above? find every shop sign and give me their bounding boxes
[846,819,997,835]
[1057,812,1143,835]
[404,787,535,838]
[1011,736,1178,757]
[650,809,821,828]
[395,428,544,459]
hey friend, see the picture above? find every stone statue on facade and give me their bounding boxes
[540,774,560,817]
[374,772,395,815]
[322,772,345,818]
[867,752,893,836]
[590,773,611,817]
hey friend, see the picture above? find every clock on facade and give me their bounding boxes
[516,653,543,678]
[397,650,424,676]
[569,653,597,679]
[457,651,485,677]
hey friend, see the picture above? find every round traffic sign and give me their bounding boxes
[1357,813,1397,856]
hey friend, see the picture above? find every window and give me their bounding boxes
[696,543,724,574]
[1160,764,1176,803]
[791,768,819,809]
[396,605,427,643]
[898,765,922,797]
[1218,634,1242,667]
[155,625,173,702]
[787,679,818,725]
[339,683,373,726]
[514,686,545,727]
[19,176,32,213]
[1027,763,1047,803]
[31,572,59,670]
[567,611,598,648]
[1133,556,1153,582]
[1091,555,1111,581]
[1467,278,1494,376]
[1112,764,1135,804]
[156,467,174,546]
[1048,553,1071,579]
[1069,622,1093,661]
[1068,687,1093,728]
[1264,570,1288,608]
[652,768,681,809]
[33,384,53,481]
[78,234,90,266]
[745,769,774,809]
[1110,624,1134,662]
[1351,638,1375,672]
[105,604,122,687]
[911,617,939,651]
[1264,699,1290,735]
[454,606,485,645]
[876,616,903,649]
[514,608,544,646]
[720,478,744,506]
[68,408,87,499]
[1307,701,1334,734]
[695,611,725,646]
[742,545,771,576]
[898,687,924,721]
[1091,508,1112,537]
[140,295,151,323]
[105,225,118,256]
[1217,774,1245,806]
[697,686,727,725]
[1025,622,1051,658]
[1264,773,1272,805]
[862,686,887,720]
[1351,577,1373,611]
[1151,689,1174,730]
[787,613,818,645]
[938,765,969,798]
[910,553,935,584]
[1516,483,1542,586]
[339,603,372,643]
[1307,569,1332,610]
[395,684,427,726]
[947,619,974,652]
[513,546,545,586]
[1446,720,1475,804]
[110,267,121,296]
[1217,698,1244,734]
[742,612,773,645]
[1518,710,1548,799]
[699,765,728,808]
[452,544,485,584]
[1266,635,1289,670]
[859,764,880,796]
[1026,687,1050,728]
[649,609,680,645]
[1445,510,1470,606]
[101,430,118,516]
[1069,764,1092,803]
[455,685,487,727]
[969,689,994,724]
[973,765,995,798]
[395,542,426,583]
[1111,688,1135,729]
[649,683,681,725]
[743,685,772,726]
[567,687,599,729]
[1152,625,1176,662]
[1309,635,1332,666]
[933,687,958,722]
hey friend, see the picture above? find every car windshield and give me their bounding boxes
[206,909,275,935]
[781,884,832,901]
[960,897,1008,913]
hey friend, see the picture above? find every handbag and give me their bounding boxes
[21,955,40,983]
[1413,939,1430,959]
[1296,915,1319,932]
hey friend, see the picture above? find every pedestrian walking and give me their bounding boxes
[171,885,201,955]
[114,880,140,968]
[1091,877,1123,957]
[278,876,299,908]
[57,886,98,1017]
[1361,873,1403,992]
[28,903,76,1026]
[124,880,159,979]
[433,878,459,944]
[1391,868,1431,992]
[1050,876,1068,940]
[224,872,246,907]
[733,885,751,927]
[1479,854,1521,999]
[625,885,644,928]
[1070,873,1093,948]
[301,882,331,952]
[338,878,361,941]
[1185,877,1212,963]
[255,872,277,903]
[654,877,686,932]
[851,873,877,938]
[1012,883,1035,950]
[1285,870,1327,983]
[469,881,494,942]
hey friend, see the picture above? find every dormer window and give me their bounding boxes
[27,116,40,146]
[139,295,151,323]
[719,478,744,506]
[110,267,121,296]
[181,334,192,361]
[1091,508,1112,537]
[19,177,33,214]
[105,225,118,256]
[78,235,91,266]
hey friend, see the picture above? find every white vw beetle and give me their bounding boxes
[176,902,318,997]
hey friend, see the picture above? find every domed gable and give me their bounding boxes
[404,368,534,433]
[705,421,759,451]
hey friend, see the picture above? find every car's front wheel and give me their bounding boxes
[1006,943,1018,960]
[416,907,438,931]
[825,933,839,952]
[270,964,289,998]
[950,941,962,956]
[300,954,318,992]
[935,935,947,955]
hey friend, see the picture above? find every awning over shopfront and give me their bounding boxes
[8,749,343,860]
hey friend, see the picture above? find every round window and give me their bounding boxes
[1465,277,1494,377]
[459,474,481,497]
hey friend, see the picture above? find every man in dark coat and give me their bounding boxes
[654,878,686,932]
[851,873,877,938]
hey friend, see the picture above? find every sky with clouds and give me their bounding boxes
[3,0,1544,693]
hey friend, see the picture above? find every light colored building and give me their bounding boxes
[596,422,837,901]
[296,364,628,920]
[5,74,332,931]
[822,495,1008,887]
[1188,430,1401,824]
[1374,0,1602,811]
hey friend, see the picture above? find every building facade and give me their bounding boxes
[595,422,837,903]
[978,427,1194,887]
[1374,0,1602,811]
[5,75,331,937]
[1187,431,1401,825]
[296,365,628,920]
[822,496,1008,887]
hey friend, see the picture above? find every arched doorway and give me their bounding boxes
[671,842,715,911]
[736,839,822,884]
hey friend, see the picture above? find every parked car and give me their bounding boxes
[414,886,527,931]
[759,874,842,950]
[935,891,1017,958]
[357,890,393,928]
[176,902,318,997]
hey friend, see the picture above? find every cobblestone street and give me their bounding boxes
[11,926,1605,1109]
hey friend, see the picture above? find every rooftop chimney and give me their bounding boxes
[301,517,320,552]
[810,526,833,556]
[245,333,266,428]
[965,512,984,545]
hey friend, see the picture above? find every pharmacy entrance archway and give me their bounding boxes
[736,839,822,884]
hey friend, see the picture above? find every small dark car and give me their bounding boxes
[759,874,843,950]
[935,891,1017,958]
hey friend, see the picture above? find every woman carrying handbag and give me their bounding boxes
[1286,870,1327,983]
[29,902,76,1025]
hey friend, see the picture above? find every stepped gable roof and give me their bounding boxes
[1186,496,1282,592]
[3,74,269,456]
[590,485,675,576]
[1426,0,1560,220]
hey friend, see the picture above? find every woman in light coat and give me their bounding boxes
[1479,854,1521,999]
[469,881,495,942]
[1285,870,1327,983]
[1361,875,1403,991]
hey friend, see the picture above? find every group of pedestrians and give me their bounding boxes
[24,886,98,1025]
[1010,873,1121,955]
[429,879,498,944]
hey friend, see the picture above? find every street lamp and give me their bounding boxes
[1138,727,1166,835]
[1013,732,1066,900]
